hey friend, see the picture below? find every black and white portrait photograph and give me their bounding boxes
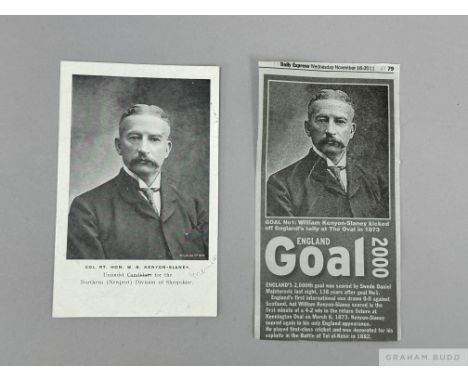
[68,77,211,261]
[265,80,391,219]
[53,61,219,317]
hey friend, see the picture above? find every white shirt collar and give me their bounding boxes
[123,165,161,189]
[311,143,347,168]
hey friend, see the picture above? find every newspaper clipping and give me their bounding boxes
[53,61,219,317]
[255,61,400,340]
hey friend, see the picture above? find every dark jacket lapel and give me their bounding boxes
[346,156,362,198]
[160,172,178,223]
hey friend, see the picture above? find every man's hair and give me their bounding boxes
[119,104,171,136]
[307,89,355,120]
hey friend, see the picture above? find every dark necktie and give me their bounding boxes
[328,166,346,191]
[140,187,160,212]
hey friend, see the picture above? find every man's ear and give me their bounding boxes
[304,120,311,137]
[114,137,122,155]
[165,140,172,158]
[350,123,356,139]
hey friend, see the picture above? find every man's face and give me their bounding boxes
[115,114,172,178]
[305,99,356,158]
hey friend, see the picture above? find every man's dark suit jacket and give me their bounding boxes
[267,149,389,218]
[67,169,208,260]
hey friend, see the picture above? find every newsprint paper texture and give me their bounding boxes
[53,61,219,317]
[255,61,400,340]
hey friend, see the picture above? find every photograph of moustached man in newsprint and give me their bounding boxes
[255,61,400,341]
[53,61,219,317]
[266,86,389,219]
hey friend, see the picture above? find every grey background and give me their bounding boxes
[0,16,467,365]
[70,75,210,206]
